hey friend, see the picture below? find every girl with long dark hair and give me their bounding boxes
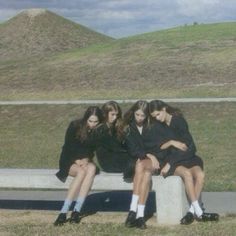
[149,100,219,225]
[95,101,132,173]
[54,106,103,226]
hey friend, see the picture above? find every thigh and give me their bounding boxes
[174,165,191,178]
[140,158,154,173]
[188,166,204,179]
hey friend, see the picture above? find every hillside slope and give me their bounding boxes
[0,9,113,60]
[0,22,236,99]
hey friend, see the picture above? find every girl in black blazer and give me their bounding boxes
[123,100,162,229]
[149,100,219,225]
[54,106,103,226]
[95,101,133,174]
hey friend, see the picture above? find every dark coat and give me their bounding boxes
[56,120,96,182]
[124,120,168,165]
[158,115,203,175]
[94,123,133,173]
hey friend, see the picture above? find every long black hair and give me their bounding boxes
[149,100,183,117]
[76,106,103,141]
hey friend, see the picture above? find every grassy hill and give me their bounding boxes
[0,9,113,61]
[0,19,235,99]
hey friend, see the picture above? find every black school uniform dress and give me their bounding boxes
[94,123,133,174]
[160,115,204,176]
[124,121,167,175]
[55,120,96,183]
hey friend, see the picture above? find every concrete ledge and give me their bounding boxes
[0,168,188,224]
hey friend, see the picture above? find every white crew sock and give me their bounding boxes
[188,204,195,214]
[192,200,203,217]
[60,199,72,213]
[130,194,139,212]
[74,196,85,212]
[136,204,145,218]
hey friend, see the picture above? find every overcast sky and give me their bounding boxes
[0,0,235,38]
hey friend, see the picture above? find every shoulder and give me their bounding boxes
[172,115,189,129]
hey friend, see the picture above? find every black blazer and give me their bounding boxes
[56,120,96,182]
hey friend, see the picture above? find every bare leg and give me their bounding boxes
[189,166,205,200]
[77,162,96,197]
[174,166,197,202]
[138,159,153,204]
[133,159,145,195]
[65,164,86,200]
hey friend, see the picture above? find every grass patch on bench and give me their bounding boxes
[0,210,236,236]
[0,102,235,191]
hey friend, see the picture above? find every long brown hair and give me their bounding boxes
[101,101,123,139]
[76,106,103,142]
[123,100,149,127]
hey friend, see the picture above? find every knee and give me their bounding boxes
[182,169,193,181]
[196,170,205,183]
[86,163,96,177]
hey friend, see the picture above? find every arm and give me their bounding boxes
[146,153,160,170]
[161,140,188,151]
[174,116,196,153]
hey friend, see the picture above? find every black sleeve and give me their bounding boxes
[175,116,196,154]
[125,127,146,160]
[58,121,77,178]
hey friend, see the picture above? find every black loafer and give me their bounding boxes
[125,211,136,227]
[69,211,82,224]
[180,212,194,225]
[54,213,67,226]
[196,213,219,222]
[135,217,147,229]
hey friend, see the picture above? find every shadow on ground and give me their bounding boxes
[0,191,156,219]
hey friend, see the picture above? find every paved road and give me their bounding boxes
[0,190,236,214]
[0,97,236,105]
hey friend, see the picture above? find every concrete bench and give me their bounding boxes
[0,168,189,224]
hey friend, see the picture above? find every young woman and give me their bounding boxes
[94,101,133,174]
[123,100,161,229]
[54,106,103,226]
[149,100,219,225]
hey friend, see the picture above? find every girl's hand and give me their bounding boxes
[146,153,160,171]
[75,158,89,168]
[160,163,170,176]
[171,141,188,151]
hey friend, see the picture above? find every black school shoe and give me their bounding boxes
[69,211,82,224]
[54,213,67,226]
[180,212,194,225]
[135,217,147,229]
[125,211,137,227]
[196,213,219,222]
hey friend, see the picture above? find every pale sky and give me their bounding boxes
[0,0,235,38]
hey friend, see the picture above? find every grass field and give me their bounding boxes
[0,210,236,236]
[0,102,235,191]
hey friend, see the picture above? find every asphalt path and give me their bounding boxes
[0,97,236,105]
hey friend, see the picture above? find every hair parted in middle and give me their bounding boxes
[123,100,149,127]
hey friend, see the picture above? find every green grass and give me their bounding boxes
[0,210,236,236]
[0,102,235,191]
[0,22,236,100]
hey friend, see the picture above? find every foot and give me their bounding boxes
[69,211,82,224]
[54,213,67,226]
[125,211,136,227]
[180,212,194,225]
[196,212,219,222]
[135,217,147,229]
